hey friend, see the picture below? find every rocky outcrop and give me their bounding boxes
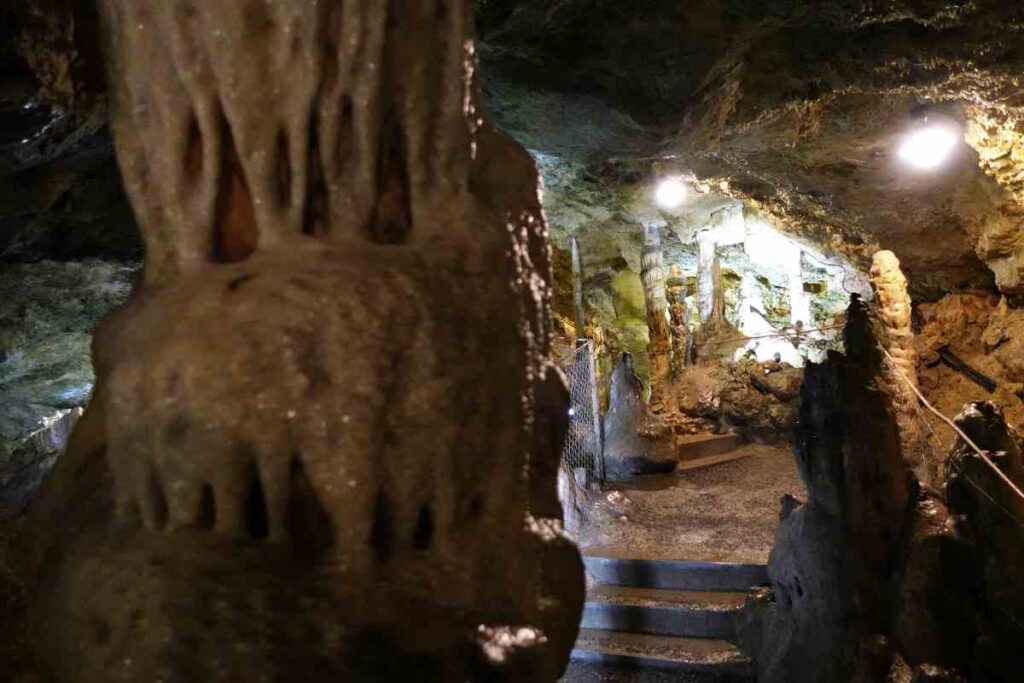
[602,353,676,480]
[944,402,1024,679]
[22,1,583,680]
[0,259,136,516]
[673,362,803,441]
[917,292,1024,438]
[744,298,1024,682]
[742,296,912,682]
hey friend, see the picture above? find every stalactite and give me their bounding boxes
[666,264,689,374]
[641,224,671,396]
[870,250,930,481]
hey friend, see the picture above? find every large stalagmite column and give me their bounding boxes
[870,250,928,478]
[24,1,584,680]
[666,264,689,373]
[641,224,672,393]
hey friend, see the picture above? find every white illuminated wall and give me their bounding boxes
[685,209,870,366]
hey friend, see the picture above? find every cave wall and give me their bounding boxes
[742,296,1024,682]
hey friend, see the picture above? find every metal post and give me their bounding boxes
[571,236,587,346]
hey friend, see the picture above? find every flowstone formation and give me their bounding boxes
[22,1,583,680]
[601,353,676,481]
[869,250,928,480]
[640,225,671,407]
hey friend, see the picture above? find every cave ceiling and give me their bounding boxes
[478,0,1024,298]
[3,1,1024,297]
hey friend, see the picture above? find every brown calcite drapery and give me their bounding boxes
[23,1,583,680]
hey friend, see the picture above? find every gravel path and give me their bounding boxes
[575,443,806,564]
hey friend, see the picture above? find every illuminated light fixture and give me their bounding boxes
[898,121,960,171]
[655,177,687,209]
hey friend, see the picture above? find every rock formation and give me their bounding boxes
[673,361,802,441]
[601,353,676,481]
[741,296,912,682]
[870,250,929,481]
[743,297,1024,682]
[666,263,689,373]
[640,224,671,394]
[21,1,583,680]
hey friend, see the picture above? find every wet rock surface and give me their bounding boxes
[602,354,677,480]
[0,259,136,516]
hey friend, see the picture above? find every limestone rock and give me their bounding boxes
[22,1,584,679]
[0,260,136,515]
[944,403,1024,681]
[744,296,911,683]
[891,492,975,670]
[672,362,802,441]
[917,294,1024,437]
[602,353,676,480]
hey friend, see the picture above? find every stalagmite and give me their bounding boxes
[697,231,717,325]
[870,250,929,479]
[666,264,689,373]
[641,224,672,393]
[23,1,584,680]
[710,252,728,330]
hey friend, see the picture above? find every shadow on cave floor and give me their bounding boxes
[562,660,728,682]
[576,444,805,565]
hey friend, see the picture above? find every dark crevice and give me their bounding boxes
[274,127,292,208]
[213,104,258,262]
[286,458,334,554]
[242,464,269,539]
[303,112,326,236]
[370,490,395,562]
[368,108,412,244]
[468,492,486,520]
[413,503,434,550]
[196,483,216,530]
[184,113,203,180]
[146,465,169,530]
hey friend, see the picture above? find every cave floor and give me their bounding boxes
[575,443,805,565]
[561,660,732,682]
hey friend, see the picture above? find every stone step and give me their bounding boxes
[584,555,768,592]
[676,449,754,472]
[571,628,753,679]
[676,433,746,461]
[581,585,746,639]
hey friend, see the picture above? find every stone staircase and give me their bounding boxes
[571,555,766,680]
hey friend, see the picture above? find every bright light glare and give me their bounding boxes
[898,124,960,170]
[655,178,687,209]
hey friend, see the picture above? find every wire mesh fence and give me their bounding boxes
[557,339,604,488]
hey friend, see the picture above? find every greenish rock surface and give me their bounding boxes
[0,259,137,514]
